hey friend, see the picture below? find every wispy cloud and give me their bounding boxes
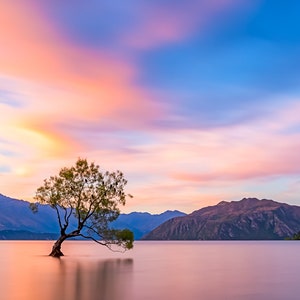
[1,1,300,212]
[123,0,246,49]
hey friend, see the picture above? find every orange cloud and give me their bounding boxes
[1,1,300,213]
[0,2,163,126]
[0,0,168,196]
[170,124,300,184]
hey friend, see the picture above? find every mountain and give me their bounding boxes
[0,230,58,240]
[0,194,62,233]
[0,194,185,240]
[112,210,186,240]
[142,198,300,240]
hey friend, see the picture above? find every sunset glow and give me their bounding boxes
[1,1,300,213]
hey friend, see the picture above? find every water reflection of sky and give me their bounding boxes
[1,241,300,300]
[0,242,133,300]
[53,259,133,300]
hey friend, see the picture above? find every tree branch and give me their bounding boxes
[78,234,126,253]
[80,198,98,228]
[54,205,63,231]
[82,224,104,238]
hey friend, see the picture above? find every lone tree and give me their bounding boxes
[31,158,134,257]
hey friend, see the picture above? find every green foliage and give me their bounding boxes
[286,231,300,240]
[116,229,134,250]
[32,158,134,252]
[29,202,38,213]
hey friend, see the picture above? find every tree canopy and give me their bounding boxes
[31,158,134,257]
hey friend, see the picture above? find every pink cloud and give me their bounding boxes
[0,2,164,126]
[0,0,169,179]
[2,1,300,213]
[0,2,167,201]
[124,0,250,49]
[170,127,300,184]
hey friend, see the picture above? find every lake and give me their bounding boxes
[0,241,299,300]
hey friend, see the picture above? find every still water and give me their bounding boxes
[0,241,299,300]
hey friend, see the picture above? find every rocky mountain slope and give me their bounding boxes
[143,198,300,240]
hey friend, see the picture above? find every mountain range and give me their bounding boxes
[112,210,186,239]
[143,198,300,240]
[1,194,300,240]
[0,194,185,240]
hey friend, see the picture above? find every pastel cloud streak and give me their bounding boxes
[1,0,300,213]
[0,2,161,121]
[123,0,243,49]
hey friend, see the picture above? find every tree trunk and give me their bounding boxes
[49,235,67,257]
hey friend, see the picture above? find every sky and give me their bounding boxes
[1,0,300,213]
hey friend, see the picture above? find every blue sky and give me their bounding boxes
[1,0,300,212]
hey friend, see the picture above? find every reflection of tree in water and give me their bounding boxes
[55,259,133,300]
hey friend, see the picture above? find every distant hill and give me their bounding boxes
[0,194,185,240]
[0,230,58,240]
[0,194,62,233]
[143,198,300,240]
[112,210,186,240]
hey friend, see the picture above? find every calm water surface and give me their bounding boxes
[0,241,299,300]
